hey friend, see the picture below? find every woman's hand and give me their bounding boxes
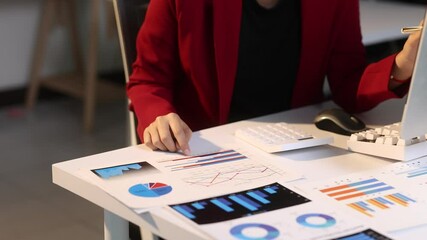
[143,113,192,155]
[390,21,423,88]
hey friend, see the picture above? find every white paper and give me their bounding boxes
[295,166,427,232]
[165,182,393,240]
[78,146,303,209]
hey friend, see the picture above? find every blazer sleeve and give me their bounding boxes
[127,0,181,139]
[326,0,407,113]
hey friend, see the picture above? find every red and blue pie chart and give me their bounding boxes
[129,182,172,198]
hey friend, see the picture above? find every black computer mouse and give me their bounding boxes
[314,108,367,136]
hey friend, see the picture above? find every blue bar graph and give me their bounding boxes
[348,193,417,217]
[170,183,311,224]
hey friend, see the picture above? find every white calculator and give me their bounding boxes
[235,122,333,153]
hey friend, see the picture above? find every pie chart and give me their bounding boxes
[296,213,336,228]
[129,182,173,197]
[230,223,279,240]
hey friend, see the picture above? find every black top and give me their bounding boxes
[228,0,301,122]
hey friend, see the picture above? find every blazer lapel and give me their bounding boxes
[213,0,242,124]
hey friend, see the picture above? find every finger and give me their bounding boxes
[181,122,193,155]
[149,124,168,151]
[169,117,192,155]
[156,117,177,152]
[143,128,156,150]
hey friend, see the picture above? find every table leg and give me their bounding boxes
[104,210,130,240]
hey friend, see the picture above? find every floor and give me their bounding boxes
[0,97,129,240]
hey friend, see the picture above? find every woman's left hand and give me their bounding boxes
[391,21,423,83]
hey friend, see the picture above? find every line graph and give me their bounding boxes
[182,164,283,187]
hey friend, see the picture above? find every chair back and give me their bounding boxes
[113,0,149,145]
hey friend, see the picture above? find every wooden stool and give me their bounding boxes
[26,0,124,132]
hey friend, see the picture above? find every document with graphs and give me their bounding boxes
[78,144,303,209]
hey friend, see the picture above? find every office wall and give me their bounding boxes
[0,0,122,91]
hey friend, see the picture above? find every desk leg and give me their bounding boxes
[104,210,130,240]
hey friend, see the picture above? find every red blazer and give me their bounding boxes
[128,0,405,139]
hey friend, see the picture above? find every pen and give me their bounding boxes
[401,26,423,34]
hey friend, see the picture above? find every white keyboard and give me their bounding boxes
[235,122,333,153]
[347,122,427,161]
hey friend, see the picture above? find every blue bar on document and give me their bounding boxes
[254,190,268,198]
[247,191,270,204]
[363,186,394,195]
[376,197,393,205]
[348,178,378,187]
[173,206,196,219]
[201,156,246,167]
[355,182,386,191]
[182,205,195,213]
[229,195,258,211]
[264,187,277,194]
[218,197,233,206]
[211,199,234,212]
[192,202,205,210]
[356,202,374,212]
[237,194,261,207]
[407,167,427,176]
[394,193,416,203]
[408,171,427,178]
[339,233,371,240]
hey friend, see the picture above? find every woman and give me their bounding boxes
[127,0,421,154]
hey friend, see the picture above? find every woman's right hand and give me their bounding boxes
[143,113,192,155]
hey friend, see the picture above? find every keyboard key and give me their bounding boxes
[347,122,427,161]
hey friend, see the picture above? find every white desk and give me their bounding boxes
[360,0,426,45]
[52,97,427,239]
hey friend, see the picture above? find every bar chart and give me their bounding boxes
[159,149,247,171]
[319,178,394,201]
[347,193,416,217]
[92,161,159,179]
[395,166,427,179]
[170,183,311,224]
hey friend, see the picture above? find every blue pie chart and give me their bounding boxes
[129,182,172,197]
[230,223,279,240]
[296,213,336,228]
